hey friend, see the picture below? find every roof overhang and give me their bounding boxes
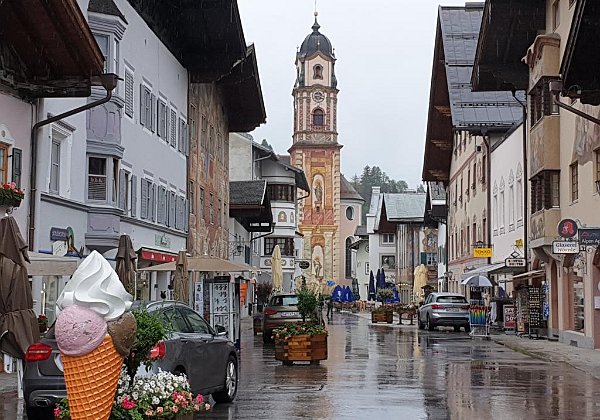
[561,0,600,105]
[471,0,546,92]
[422,20,453,182]
[229,180,273,232]
[129,0,246,83]
[139,257,251,272]
[219,44,266,132]
[0,0,104,98]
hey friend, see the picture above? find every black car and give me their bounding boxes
[23,301,239,419]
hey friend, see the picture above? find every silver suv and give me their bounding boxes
[418,293,470,332]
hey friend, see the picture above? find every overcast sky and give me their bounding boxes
[237,0,466,188]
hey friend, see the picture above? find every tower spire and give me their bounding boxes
[313,0,320,32]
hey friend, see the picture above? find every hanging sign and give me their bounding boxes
[579,228,600,246]
[558,219,578,238]
[505,258,526,267]
[194,280,203,314]
[473,248,493,258]
[552,240,579,254]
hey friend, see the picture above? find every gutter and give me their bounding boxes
[28,74,119,249]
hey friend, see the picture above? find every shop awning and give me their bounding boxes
[511,269,545,280]
[139,257,251,273]
[27,252,79,276]
[138,248,178,264]
[462,262,526,278]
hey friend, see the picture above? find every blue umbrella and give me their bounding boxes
[332,285,343,302]
[368,271,376,301]
[391,287,400,303]
[376,269,385,292]
[340,286,348,303]
[347,287,355,303]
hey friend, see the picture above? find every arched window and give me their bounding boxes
[313,64,323,79]
[312,108,324,126]
[345,237,352,278]
[346,206,354,220]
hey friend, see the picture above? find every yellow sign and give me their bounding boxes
[515,239,523,247]
[473,248,493,258]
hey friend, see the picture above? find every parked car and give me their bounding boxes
[417,292,470,332]
[262,294,301,343]
[23,301,238,419]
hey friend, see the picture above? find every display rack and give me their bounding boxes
[469,305,490,338]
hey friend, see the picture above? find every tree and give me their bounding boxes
[416,184,426,193]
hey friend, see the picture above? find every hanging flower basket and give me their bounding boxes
[0,183,24,208]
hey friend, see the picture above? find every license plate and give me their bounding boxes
[446,307,461,312]
[281,312,300,318]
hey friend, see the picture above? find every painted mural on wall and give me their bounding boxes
[311,243,324,279]
[312,174,324,208]
[573,104,600,165]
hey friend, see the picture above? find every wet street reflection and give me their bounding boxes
[5,313,600,419]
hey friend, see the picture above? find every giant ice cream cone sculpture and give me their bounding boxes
[55,251,136,420]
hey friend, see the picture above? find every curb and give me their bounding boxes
[491,337,552,362]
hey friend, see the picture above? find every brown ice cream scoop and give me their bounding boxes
[107,312,137,357]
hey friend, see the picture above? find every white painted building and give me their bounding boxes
[366,187,395,291]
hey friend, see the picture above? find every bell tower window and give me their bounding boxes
[313,64,323,79]
[312,108,324,126]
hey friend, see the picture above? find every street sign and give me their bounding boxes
[473,248,493,258]
[558,219,578,238]
[579,228,600,246]
[552,240,579,254]
[505,257,526,267]
[298,260,310,269]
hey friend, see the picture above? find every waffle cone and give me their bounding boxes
[62,335,123,420]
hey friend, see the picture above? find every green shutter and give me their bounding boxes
[420,252,427,265]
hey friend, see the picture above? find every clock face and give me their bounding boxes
[312,90,325,103]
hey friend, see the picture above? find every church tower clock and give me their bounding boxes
[290,13,342,283]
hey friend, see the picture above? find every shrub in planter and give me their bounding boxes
[376,288,394,303]
[371,305,394,324]
[273,322,328,364]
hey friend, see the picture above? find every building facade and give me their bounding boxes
[290,15,342,285]
[339,175,364,286]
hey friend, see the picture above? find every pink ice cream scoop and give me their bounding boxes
[55,305,108,356]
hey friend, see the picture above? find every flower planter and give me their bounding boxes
[275,333,328,365]
[371,311,393,324]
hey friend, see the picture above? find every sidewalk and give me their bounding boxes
[492,333,600,381]
[0,372,17,394]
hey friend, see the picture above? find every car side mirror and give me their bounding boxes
[215,325,227,337]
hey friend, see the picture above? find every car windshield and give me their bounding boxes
[269,295,298,306]
[436,296,468,304]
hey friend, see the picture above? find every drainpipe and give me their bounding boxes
[481,129,492,266]
[28,74,119,249]
[512,90,529,266]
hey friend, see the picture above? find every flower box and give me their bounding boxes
[0,182,24,209]
[371,311,393,324]
[275,333,328,365]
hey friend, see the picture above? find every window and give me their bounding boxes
[267,184,295,202]
[49,140,60,194]
[157,98,168,139]
[313,64,323,79]
[381,255,396,269]
[178,118,188,155]
[88,157,107,201]
[209,193,214,224]
[500,190,505,230]
[180,308,211,334]
[472,222,477,244]
[345,237,352,278]
[217,132,222,163]
[94,34,109,73]
[312,108,324,126]
[509,185,515,227]
[472,162,477,190]
[140,178,155,220]
[139,84,154,131]
[200,116,207,150]
[482,217,487,244]
[531,170,560,212]
[167,191,176,227]
[517,177,523,222]
[571,163,579,202]
[466,225,470,252]
[11,148,21,188]
[190,104,197,142]
[189,182,195,216]
[157,186,167,224]
[93,33,119,92]
[264,237,294,256]
[466,169,470,196]
[552,0,560,30]
[346,206,354,220]
[200,188,205,220]
[161,308,190,333]
[493,193,498,233]
[124,69,134,118]
[481,154,487,183]
[170,108,177,148]
[218,199,222,226]
[381,233,394,244]
[425,252,437,266]
[118,169,131,214]
[0,143,8,184]
[530,77,559,126]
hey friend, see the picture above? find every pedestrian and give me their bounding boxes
[327,298,333,320]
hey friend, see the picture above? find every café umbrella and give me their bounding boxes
[271,245,283,293]
[173,250,189,304]
[115,234,137,295]
[0,216,39,360]
[368,271,376,301]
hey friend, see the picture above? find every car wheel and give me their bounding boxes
[417,316,424,330]
[26,406,54,420]
[212,355,238,403]
[464,324,471,333]
[262,329,273,343]
[453,325,461,332]
[426,315,435,331]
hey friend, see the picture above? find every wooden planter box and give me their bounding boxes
[275,333,328,365]
[371,311,393,324]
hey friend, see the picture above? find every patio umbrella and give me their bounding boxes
[0,216,39,359]
[391,287,400,303]
[351,277,360,301]
[368,271,376,301]
[376,269,385,292]
[173,250,189,304]
[340,286,348,303]
[271,245,283,293]
[115,234,137,295]
[345,287,355,303]
[461,275,493,288]
[332,285,343,302]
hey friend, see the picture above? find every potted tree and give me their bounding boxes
[254,282,273,335]
[371,288,394,323]
[273,285,327,365]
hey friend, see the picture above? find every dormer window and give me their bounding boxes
[312,108,324,126]
[313,64,323,79]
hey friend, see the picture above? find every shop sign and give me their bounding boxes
[298,260,310,269]
[557,218,578,238]
[154,233,171,248]
[579,228,600,246]
[50,227,69,241]
[505,258,526,267]
[503,305,516,330]
[552,240,579,254]
[473,248,493,258]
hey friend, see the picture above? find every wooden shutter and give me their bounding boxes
[184,198,189,232]
[11,148,22,187]
[170,109,177,147]
[178,119,183,152]
[131,175,137,217]
[158,186,166,224]
[168,191,176,227]
[125,71,134,117]
[184,122,189,156]
[118,169,126,210]
[150,94,156,132]
[150,183,156,221]
[140,179,149,219]
[139,84,146,126]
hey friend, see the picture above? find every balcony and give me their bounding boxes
[530,116,560,177]
[530,208,561,249]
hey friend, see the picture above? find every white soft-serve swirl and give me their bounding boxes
[57,250,133,321]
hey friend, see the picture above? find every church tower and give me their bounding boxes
[290,13,342,283]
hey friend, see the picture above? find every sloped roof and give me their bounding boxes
[355,225,368,237]
[229,180,266,205]
[88,0,127,22]
[383,193,426,222]
[439,5,523,130]
[340,175,364,202]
